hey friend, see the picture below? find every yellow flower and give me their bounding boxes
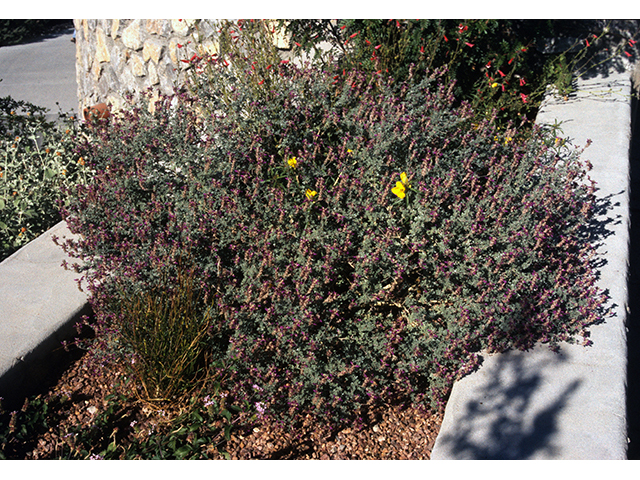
[78,157,85,166]
[347,149,353,153]
[491,82,499,88]
[392,182,406,199]
[504,136,513,145]
[287,157,297,169]
[305,189,317,199]
[391,172,409,199]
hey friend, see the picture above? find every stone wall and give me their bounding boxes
[73,19,222,115]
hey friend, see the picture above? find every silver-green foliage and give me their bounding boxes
[0,96,87,260]
[61,56,605,428]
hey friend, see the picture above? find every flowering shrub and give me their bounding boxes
[60,51,604,429]
[0,96,85,260]
[282,19,637,126]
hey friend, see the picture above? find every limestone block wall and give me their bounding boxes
[73,19,220,114]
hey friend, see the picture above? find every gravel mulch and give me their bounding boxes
[16,350,443,460]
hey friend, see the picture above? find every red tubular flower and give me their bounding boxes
[486,60,492,68]
[258,79,264,85]
[586,39,590,47]
[626,51,632,57]
[519,77,526,86]
[508,57,514,65]
[281,59,289,64]
[420,45,424,54]
[630,39,637,46]
[444,34,448,42]
[521,93,528,103]
[374,44,382,50]
[498,70,505,77]
[350,31,359,39]
[465,42,474,48]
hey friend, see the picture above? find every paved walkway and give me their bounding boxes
[431,64,632,460]
[0,24,85,408]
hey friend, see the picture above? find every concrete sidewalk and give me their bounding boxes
[0,221,89,407]
[0,25,85,407]
[431,66,632,459]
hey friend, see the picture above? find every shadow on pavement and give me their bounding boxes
[436,350,581,459]
[0,20,73,48]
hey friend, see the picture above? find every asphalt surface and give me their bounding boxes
[0,23,78,119]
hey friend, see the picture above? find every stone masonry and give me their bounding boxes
[74,19,222,114]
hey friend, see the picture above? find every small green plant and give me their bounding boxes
[0,378,247,459]
[0,395,57,459]
[0,95,86,260]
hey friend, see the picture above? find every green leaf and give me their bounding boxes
[0,198,4,210]
[44,167,56,179]
[221,409,231,422]
[175,445,191,459]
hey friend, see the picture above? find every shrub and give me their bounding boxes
[60,52,604,429]
[0,20,72,47]
[0,96,85,260]
[281,19,636,126]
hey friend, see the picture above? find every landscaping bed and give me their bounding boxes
[9,350,441,459]
[2,20,637,460]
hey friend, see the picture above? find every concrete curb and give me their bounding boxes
[0,221,89,408]
[431,67,632,459]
